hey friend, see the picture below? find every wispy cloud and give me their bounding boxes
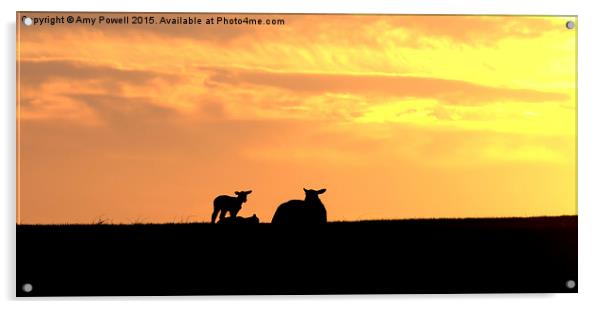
[202,66,569,105]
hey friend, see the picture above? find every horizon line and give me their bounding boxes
[16,214,577,226]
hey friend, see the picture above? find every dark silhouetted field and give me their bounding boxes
[17,216,577,296]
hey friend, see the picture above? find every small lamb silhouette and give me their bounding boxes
[218,214,260,224]
[271,188,327,224]
[211,190,252,224]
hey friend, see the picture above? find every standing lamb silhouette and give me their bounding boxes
[211,190,252,224]
[271,188,327,224]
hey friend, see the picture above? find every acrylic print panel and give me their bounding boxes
[16,12,577,296]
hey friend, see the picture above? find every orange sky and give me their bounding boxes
[17,13,577,224]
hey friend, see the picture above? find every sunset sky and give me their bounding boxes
[17,14,577,224]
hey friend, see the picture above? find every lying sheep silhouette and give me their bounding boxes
[211,190,252,224]
[272,188,327,224]
[218,214,260,224]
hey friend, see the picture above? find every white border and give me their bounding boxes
[2,1,601,308]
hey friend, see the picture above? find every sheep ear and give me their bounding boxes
[317,188,327,194]
[246,190,252,194]
[303,188,308,192]
[234,191,241,195]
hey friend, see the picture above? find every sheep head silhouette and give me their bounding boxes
[234,190,252,202]
[271,188,327,224]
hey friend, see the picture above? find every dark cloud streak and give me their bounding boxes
[19,59,181,87]
[201,67,568,105]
